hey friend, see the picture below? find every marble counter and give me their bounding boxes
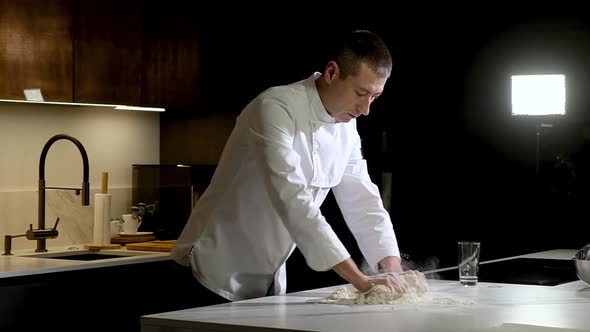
[140,250,590,332]
[0,245,170,279]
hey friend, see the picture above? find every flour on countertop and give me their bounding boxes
[430,296,476,306]
[319,273,476,306]
[321,285,475,306]
[323,284,425,305]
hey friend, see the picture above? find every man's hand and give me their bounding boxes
[332,258,429,295]
[360,270,429,295]
[333,258,404,293]
[363,272,408,293]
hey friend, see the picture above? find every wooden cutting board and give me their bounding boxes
[125,240,176,252]
[111,234,156,244]
[83,244,122,251]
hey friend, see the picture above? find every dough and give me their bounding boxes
[323,272,430,305]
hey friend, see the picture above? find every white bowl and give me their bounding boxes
[573,244,590,286]
[574,259,590,286]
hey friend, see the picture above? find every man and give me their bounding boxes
[172,30,423,302]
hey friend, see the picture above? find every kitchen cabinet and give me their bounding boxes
[139,2,201,108]
[0,0,72,101]
[0,0,201,108]
[72,0,143,106]
[73,0,201,108]
[0,260,200,332]
[0,281,47,328]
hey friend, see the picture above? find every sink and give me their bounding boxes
[20,250,153,261]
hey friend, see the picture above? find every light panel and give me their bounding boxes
[511,74,565,116]
[0,99,165,112]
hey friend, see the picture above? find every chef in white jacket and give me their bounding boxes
[172,30,420,302]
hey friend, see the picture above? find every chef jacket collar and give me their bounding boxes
[307,72,336,124]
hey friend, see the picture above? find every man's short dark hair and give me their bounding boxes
[332,30,393,79]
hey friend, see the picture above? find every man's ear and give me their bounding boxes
[324,61,339,83]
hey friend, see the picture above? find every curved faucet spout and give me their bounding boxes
[37,134,90,252]
[39,134,89,186]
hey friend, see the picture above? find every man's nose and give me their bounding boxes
[357,98,371,116]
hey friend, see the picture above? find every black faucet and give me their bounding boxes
[35,134,90,252]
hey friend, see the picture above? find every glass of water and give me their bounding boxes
[458,241,481,286]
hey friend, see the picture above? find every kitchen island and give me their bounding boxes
[141,250,590,332]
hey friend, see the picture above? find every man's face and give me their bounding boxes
[327,62,387,123]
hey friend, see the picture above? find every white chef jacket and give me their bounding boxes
[171,73,400,301]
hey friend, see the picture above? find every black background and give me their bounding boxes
[190,8,590,292]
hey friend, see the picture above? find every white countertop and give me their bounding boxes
[141,249,590,332]
[0,245,171,279]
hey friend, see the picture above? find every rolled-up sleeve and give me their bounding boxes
[247,95,350,271]
[331,139,400,271]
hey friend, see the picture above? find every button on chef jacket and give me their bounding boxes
[171,72,400,301]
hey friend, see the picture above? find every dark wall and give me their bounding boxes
[184,9,590,290]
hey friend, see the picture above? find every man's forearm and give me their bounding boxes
[378,256,403,273]
[332,258,371,292]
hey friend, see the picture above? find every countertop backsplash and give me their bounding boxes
[0,103,160,251]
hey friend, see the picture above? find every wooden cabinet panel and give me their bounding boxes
[0,0,72,101]
[0,1,201,108]
[140,3,201,108]
[72,0,142,105]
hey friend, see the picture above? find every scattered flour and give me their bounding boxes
[430,296,476,306]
